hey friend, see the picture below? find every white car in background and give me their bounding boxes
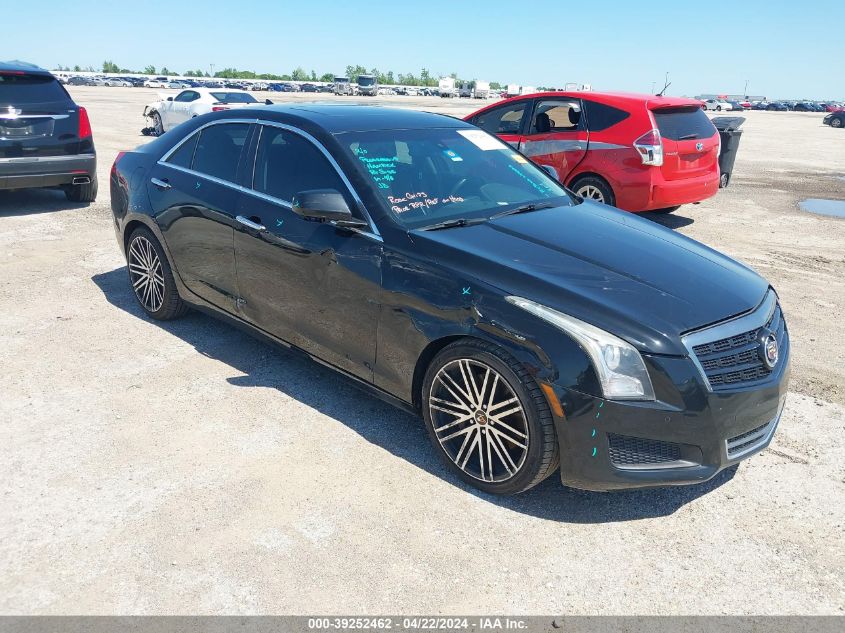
[104,78,131,87]
[143,77,171,88]
[703,98,733,111]
[143,88,266,135]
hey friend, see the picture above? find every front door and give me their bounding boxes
[519,98,589,182]
[233,124,382,381]
[468,99,531,149]
[147,121,253,311]
[165,90,199,129]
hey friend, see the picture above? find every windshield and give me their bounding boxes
[340,128,573,229]
[210,92,257,104]
[334,78,349,84]
[358,76,376,86]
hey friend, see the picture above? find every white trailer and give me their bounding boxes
[438,77,456,98]
[474,81,490,99]
[520,86,537,95]
[506,84,520,98]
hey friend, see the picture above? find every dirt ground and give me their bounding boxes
[1,87,843,615]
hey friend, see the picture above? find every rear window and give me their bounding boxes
[582,100,630,131]
[209,92,257,104]
[0,73,69,105]
[653,107,716,141]
[191,123,250,182]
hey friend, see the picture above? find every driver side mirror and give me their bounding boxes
[264,98,273,105]
[166,97,173,101]
[291,189,367,228]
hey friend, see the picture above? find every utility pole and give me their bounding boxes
[210,63,215,78]
[651,81,656,94]
[744,79,749,98]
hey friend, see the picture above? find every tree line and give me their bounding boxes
[52,60,504,89]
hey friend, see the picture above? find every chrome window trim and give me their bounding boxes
[681,289,777,392]
[0,114,69,120]
[156,118,382,242]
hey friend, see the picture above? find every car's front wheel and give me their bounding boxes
[831,117,844,128]
[126,227,188,320]
[421,339,559,494]
[151,112,164,136]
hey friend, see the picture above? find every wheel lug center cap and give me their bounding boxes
[474,411,488,425]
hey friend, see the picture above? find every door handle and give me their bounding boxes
[236,215,266,232]
[150,177,171,190]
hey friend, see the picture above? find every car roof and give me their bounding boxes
[474,90,704,113]
[248,103,471,133]
[0,60,52,76]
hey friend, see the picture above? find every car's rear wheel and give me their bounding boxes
[832,117,843,128]
[571,176,616,207]
[421,339,559,495]
[64,175,98,203]
[126,227,188,320]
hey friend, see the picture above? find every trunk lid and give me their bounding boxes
[0,72,85,158]
[651,105,719,181]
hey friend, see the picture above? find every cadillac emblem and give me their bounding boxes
[759,331,779,369]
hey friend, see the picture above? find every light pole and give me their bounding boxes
[651,81,656,94]
[744,79,749,98]
[210,63,215,78]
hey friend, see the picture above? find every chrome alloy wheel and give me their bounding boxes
[128,235,165,313]
[577,184,605,202]
[428,359,529,482]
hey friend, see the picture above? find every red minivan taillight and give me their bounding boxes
[633,129,663,167]
[78,106,92,139]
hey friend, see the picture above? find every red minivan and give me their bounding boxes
[465,91,720,213]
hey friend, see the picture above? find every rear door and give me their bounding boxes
[467,100,530,148]
[0,71,86,159]
[518,98,588,181]
[146,120,254,311]
[651,106,719,181]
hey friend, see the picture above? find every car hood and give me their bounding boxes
[410,201,769,355]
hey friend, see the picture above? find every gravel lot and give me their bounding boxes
[1,87,843,615]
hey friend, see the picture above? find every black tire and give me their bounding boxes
[151,112,164,136]
[126,227,189,320]
[421,338,559,495]
[653,205,681,214]
[720,172,730,188]
[716,105,722,111]
[64,175,98,203]
[831,117,844,129]
[570,175,616,207]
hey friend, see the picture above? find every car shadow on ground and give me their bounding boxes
[640,210,695,229]
[92,266,736,524]
[0,188,91,216]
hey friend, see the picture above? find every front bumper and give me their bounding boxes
[550,341,790,492]
[0,154,96,190]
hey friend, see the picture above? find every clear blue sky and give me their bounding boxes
[3,0,843,99]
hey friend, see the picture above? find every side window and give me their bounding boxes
[583,100,630,132]
[529,100,583,134]
[472,102,528,135]
[253,126,348,204]
[166,132,199,169]
[191,123,250,182]
[174,91,193,103]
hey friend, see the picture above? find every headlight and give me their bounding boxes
[506,296,655,401]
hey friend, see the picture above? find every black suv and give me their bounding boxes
[0,61,97,202]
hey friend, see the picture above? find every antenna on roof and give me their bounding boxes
[657,71,671,96]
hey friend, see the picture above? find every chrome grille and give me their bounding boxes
[690,299,787,391]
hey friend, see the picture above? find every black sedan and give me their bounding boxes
[823,111,844,128]
[110,105,790,494]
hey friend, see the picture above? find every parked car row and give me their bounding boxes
[2,60,794,497]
